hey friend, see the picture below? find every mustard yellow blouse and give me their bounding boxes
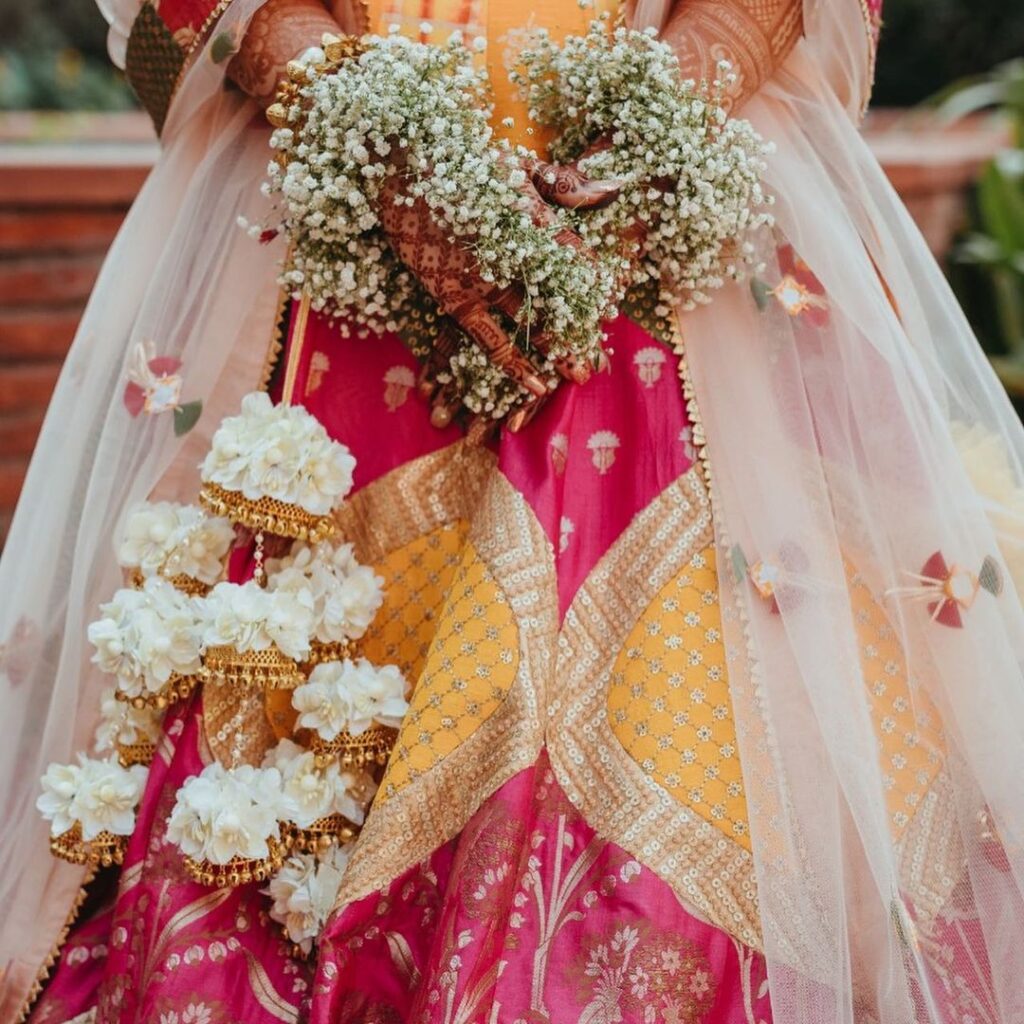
[365,0,618,152]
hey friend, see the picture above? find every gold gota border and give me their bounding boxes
[335,466,558,909]
[547,468,763,951]
[332,439,496,562]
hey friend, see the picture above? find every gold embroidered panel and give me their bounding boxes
[547,468,763,950]
[380,540,520,798]
[607,546,750,851]
[337,454,559,907]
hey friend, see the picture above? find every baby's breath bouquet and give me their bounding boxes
[256,17,773,423]
[513,16,773,316]
[261,29,619,420]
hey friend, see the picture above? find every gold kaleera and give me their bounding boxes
[201,643,306,691]
[50,823,128,869]
[129,567,211,597]
[114,671,200,711]
[198,480,336,546]
[309,726,397,770]
[285,813,359,855]
[183,834,290,888]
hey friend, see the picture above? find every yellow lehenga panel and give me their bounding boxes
[607,546,750,852]
[380,540,520,799]
[359,522,470,683]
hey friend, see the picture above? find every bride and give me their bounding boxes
[4,0,1024,1021]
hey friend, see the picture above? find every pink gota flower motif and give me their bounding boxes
[123,341,203,436]
[890,550,1003,628]
[752,244,830,327]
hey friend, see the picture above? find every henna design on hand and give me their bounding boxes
[228,0,342,104]
[662,0,803,113]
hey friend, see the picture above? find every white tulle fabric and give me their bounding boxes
[682,2,1024,1022]
[3,0,1024,1020]
[0,0,279,1011]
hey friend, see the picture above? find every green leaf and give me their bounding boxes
[729,544,749,584]
[954,232,1007,266]
[750,278,773,311]
[174,400,202,436]
[210,32,237,65]
[977,161,1024,253]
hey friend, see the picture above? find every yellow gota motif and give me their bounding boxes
[379,541,519,800]
[607,546,750,851]
[848,568,945,836]
[360,522,470,683]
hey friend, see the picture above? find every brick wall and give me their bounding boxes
[0,113,156,545]
[0,110,1008,547]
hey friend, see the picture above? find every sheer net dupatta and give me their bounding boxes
[0,0,282,1014]
[682,3,1024,1022]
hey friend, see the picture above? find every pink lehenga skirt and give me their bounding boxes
[29,308,773,1024]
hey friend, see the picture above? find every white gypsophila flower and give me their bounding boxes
[200,392,356,516]
[199,580,314,661]
[93,687,162,754]
[510,18,772,311]
[267,541,384,643]
[166,762,284,865]
[259,32,619,422]
[264,844,350,953]
[37,755,147,840]
[88,577,204,699]
[117,502,234,584]
[292,658,409,741]
[70,756,148,840]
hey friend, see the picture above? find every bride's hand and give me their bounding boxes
[228,0,344,104]
[376,159,619,434]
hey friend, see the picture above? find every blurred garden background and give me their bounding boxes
[0,0,1022,545]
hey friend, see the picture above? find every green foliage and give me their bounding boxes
[0,0,134,110]
[937,61,1024,390]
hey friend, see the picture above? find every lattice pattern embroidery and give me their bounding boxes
[360,522,469,683]
[607,545,750,850]
[379,541,519,799]
[849,568,946,835]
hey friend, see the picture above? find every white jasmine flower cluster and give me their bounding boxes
[200,579,315,662]
[292,658,409,740]
[263,739,378,828]
[87,577,204,700]
[117,501,234,585]
[166,762,285,864]
[200,392,356,516]
[266,541,384,643]
[512,17,773,310]
[37,755,148,839]
[265,845,350,953]
[264,31,618,418]
[93,687,163,754]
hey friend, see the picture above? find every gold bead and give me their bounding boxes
[266,101,290,129]
[285,60,307,83]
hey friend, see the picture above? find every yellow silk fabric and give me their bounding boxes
[365,0,618,151]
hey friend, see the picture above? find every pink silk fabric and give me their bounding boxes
[30,314,768,1023]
